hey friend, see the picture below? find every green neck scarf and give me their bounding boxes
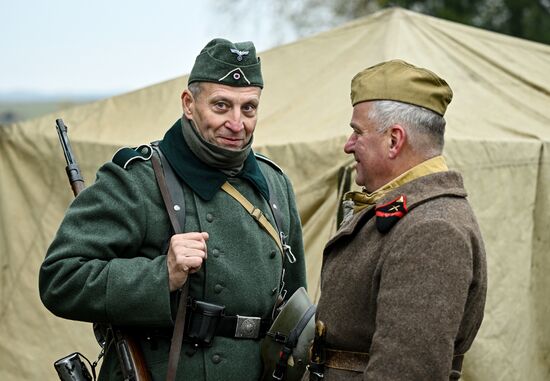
[158,118,269,201]
[182,116,253,177]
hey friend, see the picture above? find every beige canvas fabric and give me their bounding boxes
[1,8,549,381]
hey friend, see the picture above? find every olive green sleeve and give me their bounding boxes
[39,162,174,327]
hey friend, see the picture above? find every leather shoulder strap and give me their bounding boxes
[221,181,284,257]
[149,143,188,381]
[150,144,186,233]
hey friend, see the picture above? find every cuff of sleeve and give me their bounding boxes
[106,255,173,326]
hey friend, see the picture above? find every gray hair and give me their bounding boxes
[368,100,446,158]
[188,82,202,99]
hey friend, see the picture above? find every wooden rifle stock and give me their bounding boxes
[55,118,151,381]
[112,329,151,381]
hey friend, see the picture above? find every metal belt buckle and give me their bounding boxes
[235,315,261,339]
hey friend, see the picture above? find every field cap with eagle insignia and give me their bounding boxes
[351,59,453,116]
[188,38,264,88]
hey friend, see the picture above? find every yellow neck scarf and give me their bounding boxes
[344,156,448,214]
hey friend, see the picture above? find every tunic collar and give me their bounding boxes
[326,170,467,253]
[344,155,448,214]
[158,119,269,201]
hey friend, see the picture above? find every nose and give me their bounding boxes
[344,133,356,154]
[224,109,244,132]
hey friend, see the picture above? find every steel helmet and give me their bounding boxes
[260,287,316,381]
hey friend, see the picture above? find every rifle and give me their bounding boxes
[54,118,151,381]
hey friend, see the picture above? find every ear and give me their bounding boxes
[388,124,406,159]
[181,89,194,118]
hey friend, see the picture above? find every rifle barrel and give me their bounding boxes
[55,118,85,196]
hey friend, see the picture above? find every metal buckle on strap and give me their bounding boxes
[280,232,296,263]
[235,316,261,339]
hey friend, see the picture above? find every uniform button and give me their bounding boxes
[212,248,220,257]
[212,354,222,364]
[214,284,224,294]
[269,251,277,259]
[206,213,214,222]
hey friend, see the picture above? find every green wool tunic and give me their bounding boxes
[39,120,306,381]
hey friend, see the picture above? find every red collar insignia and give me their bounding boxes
[375,195,408,233]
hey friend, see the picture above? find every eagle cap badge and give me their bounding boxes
[230,48,249,61]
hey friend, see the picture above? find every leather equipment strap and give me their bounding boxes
[324,348,464,380]
[221,181,284,257]
[151,148,188,381]
[450,354,464,380]
[151,148,184,233]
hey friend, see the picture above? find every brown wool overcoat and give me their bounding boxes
[311,171,487,381]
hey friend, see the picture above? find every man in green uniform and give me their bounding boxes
[39,38,306,381]
[306,60,487,380]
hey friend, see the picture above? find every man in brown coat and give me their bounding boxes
[306,60,487,381]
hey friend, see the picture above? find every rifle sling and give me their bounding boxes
[150,147,188,381]
[151,148,185,233]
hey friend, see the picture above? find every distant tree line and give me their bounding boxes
[223,0,550,45]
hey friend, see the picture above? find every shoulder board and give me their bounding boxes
[112,144,153,169]
[254,152,283,173]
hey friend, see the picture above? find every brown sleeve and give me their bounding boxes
[365,219,473,381]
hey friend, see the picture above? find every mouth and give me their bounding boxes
[218,136,244,148]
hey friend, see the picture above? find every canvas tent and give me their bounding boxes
[1,7,549,380]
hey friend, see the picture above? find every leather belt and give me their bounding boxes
[324,348,465,380]
[324,348,369,372]
[138,315,271,341]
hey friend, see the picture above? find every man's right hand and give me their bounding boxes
[166,232,209,292]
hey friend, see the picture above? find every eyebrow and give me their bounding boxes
[245,98,260,106]
[209,95,260,106]
[350,121,360,130]
[209,95,231,103]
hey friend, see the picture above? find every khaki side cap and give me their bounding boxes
[351,59,453,116]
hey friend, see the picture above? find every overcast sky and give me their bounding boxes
[0,0,295,97]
